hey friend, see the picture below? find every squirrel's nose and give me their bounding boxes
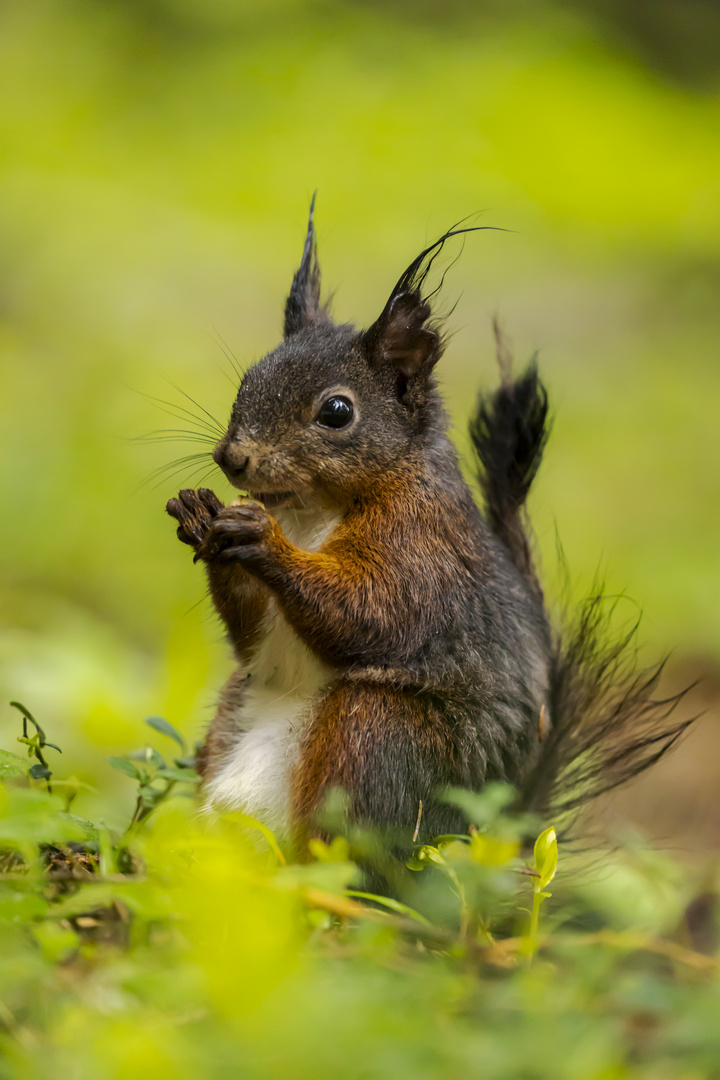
[213,444,249,481]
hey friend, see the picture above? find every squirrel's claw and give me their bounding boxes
[166,487,225,552]
[195,502,273,565]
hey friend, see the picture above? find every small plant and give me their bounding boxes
[522,824,558,959]
[10,701,63,791]
[108,715,199,832]
[0,707,717,1080]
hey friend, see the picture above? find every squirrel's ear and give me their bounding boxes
[363,226,484,379]
[283,193,328,338]
[363,291,439,378]
[367,224,483,380]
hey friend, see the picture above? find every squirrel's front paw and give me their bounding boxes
[166,488,224,550]
[196,501,275,566]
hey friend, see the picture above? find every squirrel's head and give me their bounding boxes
[213,199,481,508]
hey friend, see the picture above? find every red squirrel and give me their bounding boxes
[166,200,688,847]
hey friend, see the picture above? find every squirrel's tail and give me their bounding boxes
[520,590,694,827]
[469,333,549,593]
[470,342,693,829]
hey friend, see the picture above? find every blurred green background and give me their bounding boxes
[1,0,718,830]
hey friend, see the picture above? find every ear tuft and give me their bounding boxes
[367,293,439,378]
[363,224,489,379]
[283,193,330,338]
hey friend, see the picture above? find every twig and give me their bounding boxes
[482,930,718,972]
[412,800,424,843]
[538,703,548,742]
[303,889,452,946]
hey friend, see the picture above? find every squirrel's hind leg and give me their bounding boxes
[290,681,471,852]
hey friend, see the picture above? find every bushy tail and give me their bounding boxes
[469,348,549,592]
[470,349,693,829]
[521,591,694,828]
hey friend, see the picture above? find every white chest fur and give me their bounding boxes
[203,504,341,833]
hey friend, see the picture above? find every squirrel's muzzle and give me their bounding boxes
[213,442,249,482]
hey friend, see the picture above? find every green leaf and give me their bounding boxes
[155,767,199,784]
[28,763,51,780]
[173,756,197,769]
[61,813,99,840]
[108,757,142,780]
[308,837,350,863]
[277,860,358,894]
[345,891,433,926]
[33,921,79,963]
[226,811,286,865]
[407,845,449,871]
[0,789,87,847]
[144,716,186,751]
[0,749,27,779]
[443,783,516,827]
[96,821,115,876]
[0,885,48,922]
[421,845,447,866]
[129,747,166,769]
[50,883,136,920]
[533,826,558,891]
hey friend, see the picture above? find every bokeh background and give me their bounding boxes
[1,0,718,841]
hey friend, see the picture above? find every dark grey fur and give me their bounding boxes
[175,203,691,843]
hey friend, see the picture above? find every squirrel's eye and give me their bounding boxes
[316,395,354,429]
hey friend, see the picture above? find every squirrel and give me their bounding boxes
[166,199,689,850]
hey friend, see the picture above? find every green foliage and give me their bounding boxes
[0,4,718,1076]
[107,717,199,832]
[1,707,719,1079]
[10,702,62,791]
